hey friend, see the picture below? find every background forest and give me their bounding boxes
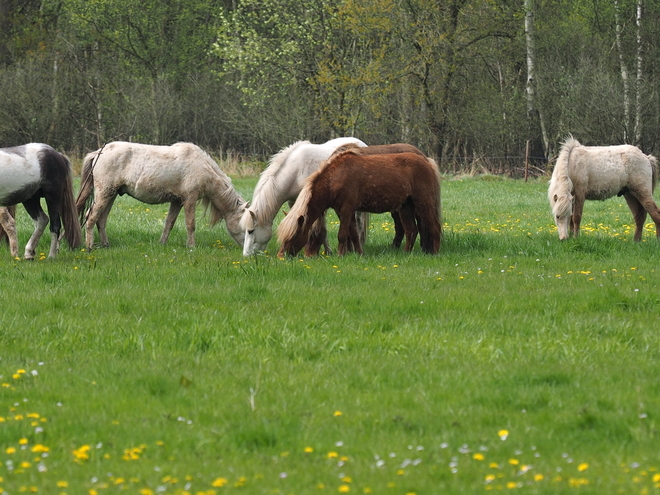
[0,0,658,174]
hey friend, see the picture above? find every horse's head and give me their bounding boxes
[550,191,574,241]
[277,214,309,257]
[240,205,273,256]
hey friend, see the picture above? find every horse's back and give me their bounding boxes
[569,143,654,199]
[0,144,49,204]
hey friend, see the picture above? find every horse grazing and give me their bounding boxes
[240,137,367,256]
[548,136,660,241]
[0,144,82,259]
[327,143,438,249]
[277,151,442,256]
[76,142,247,249]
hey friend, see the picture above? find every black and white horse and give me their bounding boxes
[0,144,82,259]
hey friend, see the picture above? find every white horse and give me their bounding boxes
[548,136,660,241]
[240,137,367,256]
[76,142,247,249]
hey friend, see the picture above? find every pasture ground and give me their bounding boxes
[1,175,660,494]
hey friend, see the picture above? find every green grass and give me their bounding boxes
[1,176,660,494]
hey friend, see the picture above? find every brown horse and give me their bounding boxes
[329,143,439,249]
[277,151,442,256]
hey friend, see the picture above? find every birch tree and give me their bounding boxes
[524,0,549,159]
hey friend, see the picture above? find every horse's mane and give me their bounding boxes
[240,141,311,230]
[186,144,245,225]
[276,164,321,244]
[548,136,579,217]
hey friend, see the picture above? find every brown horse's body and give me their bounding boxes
[278,151,441,256]
[329,143,437,249]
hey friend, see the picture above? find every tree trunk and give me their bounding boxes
[524,0,548,160]
[634,0,643,146]
[614,0,631,142]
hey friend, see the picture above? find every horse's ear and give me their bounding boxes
[249,210,256,221]
[245,201,250,209]
[282,210,288,216]
[297,215,305,228]
[553,194,558,202]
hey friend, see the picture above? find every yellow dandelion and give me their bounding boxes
[6,447,16,454]
[211,477,228,487]
[534,474,544,482]
[508,458,520,466]
[498,429,509,440]
[338,485,350,493]
[506,481,518,489]
[473,453,485,461]
[333,410,342,417]
[57,481,68,488]
[577,463,589,472]
[304,446,314,453]
[327,451,339,459]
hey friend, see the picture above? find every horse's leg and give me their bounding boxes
[571,196,585,237]
[43,195,63,258]
[182,196,197,247]
[84,191,115,249]
[354,212,369,248]
[22,198,49,260]
[0,207,18,258]
[161,200,183,245]
[390,211,404,249]
[624,193,647,241]
[337,208,360,256]
[305,216,327,256]
[96,196,116,248]
[410,196,441,254]
[635,192,660,240]
[346,215,363,254]
[398,202,418,252]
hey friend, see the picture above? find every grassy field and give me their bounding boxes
[1,174,660,495]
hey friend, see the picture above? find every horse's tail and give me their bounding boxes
[648,154,658,193]
[76,151,97,223]
[59,153,83,249]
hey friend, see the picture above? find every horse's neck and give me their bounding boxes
[252,165,309,224]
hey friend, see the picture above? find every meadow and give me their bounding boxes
[1,174,660,495]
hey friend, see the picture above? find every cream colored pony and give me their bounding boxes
[76,142,247,249]
[548,136,660,241]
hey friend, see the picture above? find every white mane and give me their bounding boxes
[240,137,366,230]
[240,141,310,230]
[548,136,579,217]
[276,176,315,244]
